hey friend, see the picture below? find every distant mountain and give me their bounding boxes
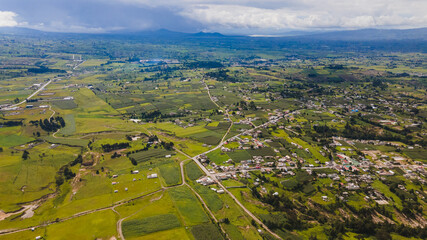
[300,28,427,41]
[0,27,46,35]
[191,31,224,37]
[1,27,426,41]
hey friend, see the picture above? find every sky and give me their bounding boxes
[0,0,426,34]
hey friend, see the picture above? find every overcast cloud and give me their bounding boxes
[0,0,425,34]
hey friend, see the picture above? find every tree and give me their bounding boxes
[55,175,64,186]
[376,227,392,240]
[63,167,75,180]
[130,158,138,166]
[251,219,257,227]
[22,150,29,160]
[309,235,318,240]
[249,101,257,110]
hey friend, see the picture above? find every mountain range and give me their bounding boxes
[0,27,426,41]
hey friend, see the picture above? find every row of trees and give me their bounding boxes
[101,142,130,152]
[0,120,22,127]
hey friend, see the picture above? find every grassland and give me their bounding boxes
[43,135,89,147]
[0,134,34,147]
[57,114,76,136]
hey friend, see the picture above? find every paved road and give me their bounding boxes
[3,60,84,110]
[177,82,290,239]
[4,79,53,110]
[73,60,86,70]
[0,76,285,238]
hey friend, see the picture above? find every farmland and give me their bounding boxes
[0,28,426,240]
[122,214,181,238]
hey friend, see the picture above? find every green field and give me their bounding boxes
[129,148,173,163]
[191,223,224,240]
[0,134,34,147]
[58,114,76,136]
[193,184,224,212]
[43,135,89,147]
[185,161,204,180]
[0,30,426,240]
[207,149,230,165]
[168,186,209,225]
[52,100,78,109]
[123,214,181,238]
[226,150,252,163]
[159,163,181,186]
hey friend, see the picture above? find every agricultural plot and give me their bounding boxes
[185,161,204,180]
[187,130,223,145]
[43,135,89,147]
[0,30,426,240]
[168,186,209,225]
[207,149,230,165]
[73,88,118,115]
[159,163,181,186]
[205,121,231,133]
[403,149,427,162]
[192,184,224,212]
[123,214,181,238]
[0,134,34,147]
[58,114,76,136]
[129,148,173,163]
[133,228,191,240]
[72,174,112,200]
[246,147,276,157]
[45,210,117,240]
[191,223,224,240]
[226,150,252,163]
[52,100,78,109]
[0,144,80,212]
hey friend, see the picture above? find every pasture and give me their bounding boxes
[57,114,76,136]
[52,100,78,110]
[0,134,33,147]
[43,135,89,147]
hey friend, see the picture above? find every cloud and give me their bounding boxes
[179,1,427,31]
[1,0,426,33]
[0,11,18,27]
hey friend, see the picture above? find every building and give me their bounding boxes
[147,173,158,179]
